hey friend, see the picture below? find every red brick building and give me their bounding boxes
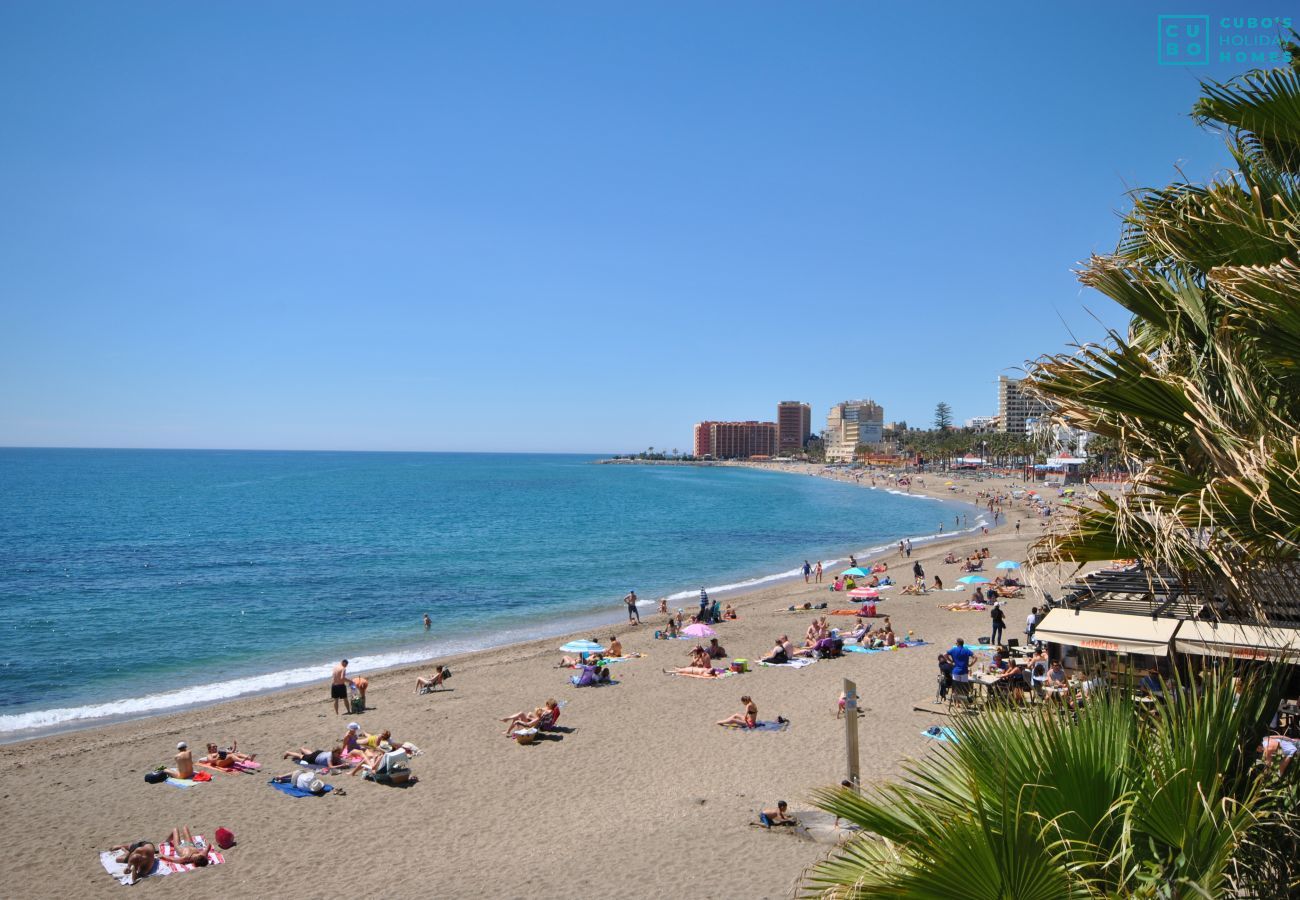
[776,401,811,453]
[693,421,777,459]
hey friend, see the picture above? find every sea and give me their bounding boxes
[0,449,984,740]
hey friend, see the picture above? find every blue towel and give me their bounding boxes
[844,644,886,654]
[921,726,959,743]
[723,720,789,732]
[269,780,334,798]
[165,777,198,789]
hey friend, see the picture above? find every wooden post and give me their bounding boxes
[843,677,860,788]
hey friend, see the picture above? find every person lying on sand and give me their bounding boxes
[356,728,390,749]
[415,665,447,692]
[271,770,329,795]
[159,826,209,867]
[110,840,157,881]
[717,696,758,728]
[283,746,346,767]
[664,665,718,678]
[759,801,797,828]
[164,742,194,780]
[201,742,256,769]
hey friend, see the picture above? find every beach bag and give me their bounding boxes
[145,771,167,784]
[351,695,365,713]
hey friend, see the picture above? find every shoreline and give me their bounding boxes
[1,464,988,745]
[2,471,1061,899]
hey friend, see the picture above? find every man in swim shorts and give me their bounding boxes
[623,590,640,624]
[331,659,349,715]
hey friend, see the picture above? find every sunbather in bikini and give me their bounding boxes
[500,699,559,735]
[283,746,345,767]
[717,696,758,728]
[110,840,157,881]
[201,741,256,769]
[664,664,718,678]
[159,826,209,867]
[415,665,447,692]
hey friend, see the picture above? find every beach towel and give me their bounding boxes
[157,838,224,873]
[759,658,814,669]
[599,655,643,664]
[722,720,789,732]
[921,726,959,743]
[843,644,887,654]
[270,780,335,798]
[165,777,198,789]
[100,851,165,885]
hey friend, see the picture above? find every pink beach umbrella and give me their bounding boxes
[847,588,880,599]
[682,623,716,637]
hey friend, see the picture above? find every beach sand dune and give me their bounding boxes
[0,474,1071,899]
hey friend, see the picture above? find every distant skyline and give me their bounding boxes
[0,2,1271,452]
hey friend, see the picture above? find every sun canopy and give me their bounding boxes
[1173,620,1300,662]
[1033,609,1180,656]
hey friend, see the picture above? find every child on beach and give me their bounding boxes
[759,801,796,828]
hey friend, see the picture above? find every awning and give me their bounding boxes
[1034,609,1180,656]
[1174,620,1300,662]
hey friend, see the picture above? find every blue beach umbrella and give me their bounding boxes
[841,567,870,577]
[560,640,606,653]
[995,561,1021,570]
[957,575,991,585]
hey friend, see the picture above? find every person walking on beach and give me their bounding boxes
[898,541,905,558]
[623,590,640,625]
[1015,520,1021,535]
[331,660,349,715]
[802,560,811,583]
[906,539,912,557]
[815,561,823,583]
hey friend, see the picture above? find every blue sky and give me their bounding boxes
[0,1,1283,452]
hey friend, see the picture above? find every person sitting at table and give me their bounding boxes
[1139,667,1163,697]
[1046,659,1066,686]
[995,659,1026,702]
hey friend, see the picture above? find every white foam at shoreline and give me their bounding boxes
[3,489,989,739]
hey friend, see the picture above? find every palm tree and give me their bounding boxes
[1025,55,1300,616]
[800,670,1296,898]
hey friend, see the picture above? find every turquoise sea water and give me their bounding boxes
[0,449,978,737]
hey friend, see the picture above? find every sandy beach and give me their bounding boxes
[0,470,1081,899]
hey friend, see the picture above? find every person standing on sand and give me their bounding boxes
[906,539,912,557]
[898,541,905,557]
[802,560,811,583]
[331,660,349,715]
[990,602,1006,646]
[1016,520,1021,535]
[815,561,823,583]
[423,614,431,631]
[623,590,640,625]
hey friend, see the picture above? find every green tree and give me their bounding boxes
[1025,55,1300,612]
[933,402,953,431]
[800,670,1297,898]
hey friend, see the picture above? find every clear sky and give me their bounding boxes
[0,1,1280,452]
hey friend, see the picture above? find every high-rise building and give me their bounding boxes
[998,375,1051,434]
[693,421,777,459]
[776,401,811,453]
[824,399,885,462]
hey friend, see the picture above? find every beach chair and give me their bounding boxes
[364,749,411,786]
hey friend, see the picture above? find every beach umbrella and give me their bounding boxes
[841,567,870,577]
[995,560,1020,570]
[847,588,879,599]
[560,640,606,653]
[682,623,715,637]
[957,575,991,585]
